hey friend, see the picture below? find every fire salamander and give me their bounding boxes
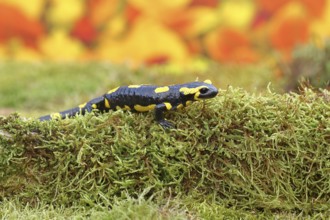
[39,80,218,129]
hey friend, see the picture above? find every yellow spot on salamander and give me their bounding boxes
[164,102,172,110]
[50,113,61,119]
[134,104,156,112]
[104,99,110,108]
[107,87,119,94]
[155,86,169,93]
[186,101,192,106]
[128,85,141,88]
[177,104,183,109]
[79,102,86,108]
[194,92,201,101]
[204,79,212,84]
[115,105,130,110]
[179,86,207,95]
[92,104,97,109]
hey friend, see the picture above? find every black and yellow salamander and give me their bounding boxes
[39,80,218,128]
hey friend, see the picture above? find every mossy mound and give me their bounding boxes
[1,87,330,217]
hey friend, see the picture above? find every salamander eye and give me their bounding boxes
[200,87,209,94]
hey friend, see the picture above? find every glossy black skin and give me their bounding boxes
[39,81,218,128]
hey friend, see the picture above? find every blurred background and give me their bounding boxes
[0,0,329,116]
[0,0,329,64]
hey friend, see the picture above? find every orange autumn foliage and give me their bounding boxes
[300,0,326,17]
[0,0,330,65]
[205,28,259,63]
[0,3,44,47]
[163,11,193,37]
[270,17,309,57]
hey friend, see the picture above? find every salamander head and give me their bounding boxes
[179,80,218,101]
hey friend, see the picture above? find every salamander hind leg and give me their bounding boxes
[155,103,175,129]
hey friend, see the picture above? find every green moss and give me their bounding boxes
[1,87,329,219]
[0,196,189,220]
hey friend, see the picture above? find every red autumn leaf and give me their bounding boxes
[0,3,44,47]
[270,17,309,54]
[144,55,169,65]
[71,16,98,45]
[251,11,271,29]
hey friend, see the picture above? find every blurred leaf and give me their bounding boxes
[256,0,289,14]
[87,0,120,27]
[128,0,190,20]
[217,0,256,29]
[272,1,306,19]
[0,3,44,47]
[164,7,218,37]
[129,0,190,12]
[0,0,45,19]
[300,0,326,17]
[0,44,5,58]
[311,1,330,39]
[97,17,189,66]
[40,29,85,60]
[71,16,98,45]
[102,15,127,38]
[0,39,41,60]
[12,45,41,61]
[270,17,309,58]
[47,0,85,26]
[189,0,218,7]
[205,28,259,63]
[125,3,142,24]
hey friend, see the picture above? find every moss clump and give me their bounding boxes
[1,87,330,218]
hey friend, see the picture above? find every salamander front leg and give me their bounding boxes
[155,103,174,129]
